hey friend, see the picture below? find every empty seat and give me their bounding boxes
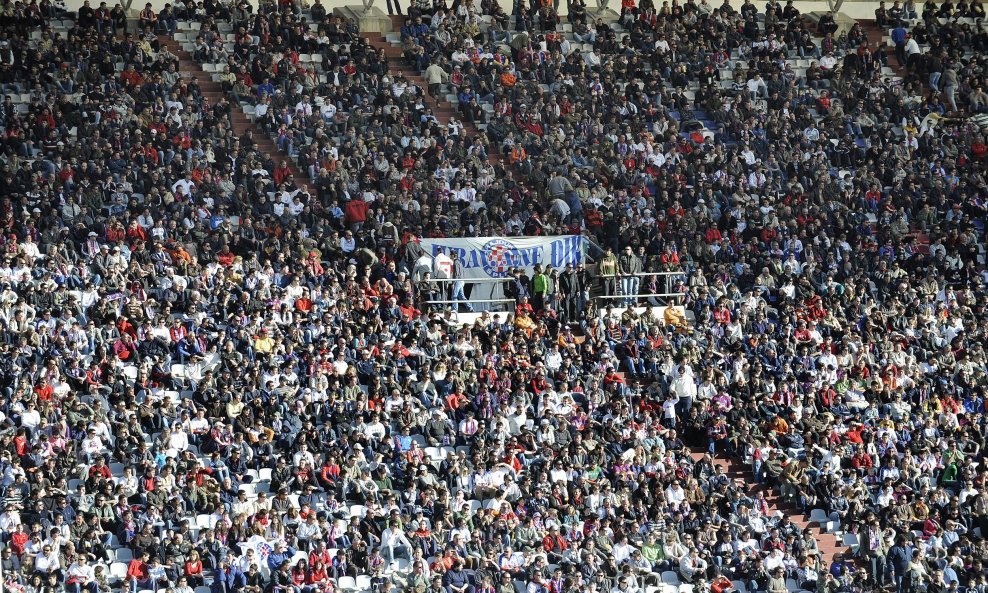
[661,571,681,585]
[809,509,829,524]
[109,562,128,582]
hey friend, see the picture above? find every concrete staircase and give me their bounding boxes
[362,16,460,126]
[859,19,907,78]
[687,448,853,567]
[360,17,518,181]
[157,35,312,195]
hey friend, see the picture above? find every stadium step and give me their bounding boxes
[859,18,906,77]
[361,30,531,188]
[689,448,852,566]
[159,34,312,195]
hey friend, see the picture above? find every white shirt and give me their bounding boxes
[67,562,95,584]
[172,178,195,196]
[433,253,453,279]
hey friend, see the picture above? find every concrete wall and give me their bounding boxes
[60,0,881,25]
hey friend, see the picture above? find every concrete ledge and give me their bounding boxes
[807,10,857,34]
[586,7,620,21]
[334,5,393,33]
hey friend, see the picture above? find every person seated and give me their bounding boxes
[663,305,688,329]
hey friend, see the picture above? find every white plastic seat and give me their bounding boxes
[338,576,357,590]
[109,562,128,581]
[661,571,681,585]
[356,575,372,591]
[116,548,134,562]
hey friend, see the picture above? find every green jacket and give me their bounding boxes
[598,255,618,277]
[533,273,549,295]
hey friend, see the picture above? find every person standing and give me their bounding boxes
[861,519,889,588]
[598,247,618,300]
[942,62,959,113]
[423,62,449,99]
[558,263,581,322]
[450,251,472,312]
[891,24,907,65]
[433,248,454,302]
[618,245,643,306]
[532,264,549,312]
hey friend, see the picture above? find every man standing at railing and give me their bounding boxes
[618,245,642,307]
[450,252,473,312]
[597,247,618,301]
[433,247,453,302]
[558,263,581,322]
[532,264,549,312]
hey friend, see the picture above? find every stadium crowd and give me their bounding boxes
[0,0,986,592]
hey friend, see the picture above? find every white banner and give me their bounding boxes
[245,535,275,560]
[418,235,585,279]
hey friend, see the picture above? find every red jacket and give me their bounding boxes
[127,560,149,580]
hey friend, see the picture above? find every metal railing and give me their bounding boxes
[595,292,686,301]
[418,277,514,284]
[417,277,516,312]
[421,298,516,310]
[593,270,688,305]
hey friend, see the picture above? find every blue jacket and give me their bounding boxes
[267,547,298,572]
[212,567,246,593]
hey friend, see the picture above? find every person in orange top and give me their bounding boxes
[165,242,193,263]
[766,414,790,435]
[509,144,527,165]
